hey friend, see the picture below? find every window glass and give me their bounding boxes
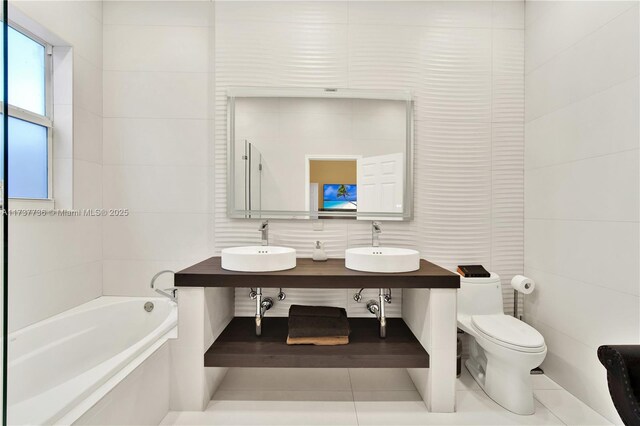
[7,26,46,115]
[6,117,48,199]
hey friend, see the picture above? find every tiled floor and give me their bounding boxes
[161,368,612,426]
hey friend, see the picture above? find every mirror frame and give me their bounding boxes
[226,87,414,220]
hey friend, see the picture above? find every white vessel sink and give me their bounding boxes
[221,246,296,272]
[345,247,420,273]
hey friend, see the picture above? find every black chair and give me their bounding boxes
[598,345,640,425]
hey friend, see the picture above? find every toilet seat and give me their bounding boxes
[471,314,545,353]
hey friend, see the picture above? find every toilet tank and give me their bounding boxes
[457,273,504,317]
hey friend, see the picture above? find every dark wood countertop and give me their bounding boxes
[175,257,459,289]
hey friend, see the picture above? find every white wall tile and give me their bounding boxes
[82,0,103,24]
[525,151,639,222]
[525,77,639,169]
[103,25,209,73]
[418,27,492,122]
[524,0,555,29]
[216,21,349,88]
[103,118,209,166]
[348,24,420,90]
[74,107,103,164]
[103,71,208,119]
[9,261,102,332]
[102,165,209,213]
[74,159,103,209]
[74,56,103,116]
[524,2,640,423]
[103,259,190,297]
[13,213,102,275]
[525,1,637,74]
[525,6,639,121]
[101,1,214,297]
[348,1,492,28]
[103,213,209,262]
[492,0,524,29]
[53,158,74,210]
[524,268,639,349]
[13,0,102,67]
[104,1,211,27]
[216,1,348,24]
[493,29,524,75]
[525,219,639,296]
[492,122,524,314]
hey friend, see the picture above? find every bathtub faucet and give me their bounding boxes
[150,270,178,303]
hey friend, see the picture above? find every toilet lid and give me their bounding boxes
[471,315,545,349]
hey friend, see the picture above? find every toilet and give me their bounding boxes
[457,273,546,415]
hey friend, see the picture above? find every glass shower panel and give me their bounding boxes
[1,0,8,422]
[248,142,262,213]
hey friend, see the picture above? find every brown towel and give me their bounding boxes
[287,304,350,340]
[287,335,349,346]
[287,314,350,338]
[289,304,346,318]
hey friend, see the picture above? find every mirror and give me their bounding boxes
[227,88,414,220]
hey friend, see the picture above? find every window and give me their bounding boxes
[2,24,52,200]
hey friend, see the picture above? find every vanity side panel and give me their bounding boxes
[403,288,457,412]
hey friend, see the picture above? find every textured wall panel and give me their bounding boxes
[214,1,525,317]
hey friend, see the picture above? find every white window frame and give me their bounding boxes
[3,21,54,205]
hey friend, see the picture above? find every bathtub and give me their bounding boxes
[7,296,177,425]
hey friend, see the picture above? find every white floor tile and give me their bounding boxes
[534,389,612,425]
[348,368,416,391]
[532,374,563,390]
[456,365,482,391]
[353,390,423,402]
[212,389,354,402]
[219,368,351,391]
[354,391,564,425]
[163,400,359,425]
[162,368,610,426]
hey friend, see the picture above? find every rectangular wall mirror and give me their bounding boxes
[227,87,414,220]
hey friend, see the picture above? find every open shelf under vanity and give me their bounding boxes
[205,317,430,368]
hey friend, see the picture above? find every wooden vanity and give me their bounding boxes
[174,257,459,289]
[175,257,458,370]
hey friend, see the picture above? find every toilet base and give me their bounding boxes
[465,339,540,415]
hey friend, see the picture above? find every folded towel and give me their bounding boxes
[287,335,349,346]
[289,304,346,319]
[288,314,350,338]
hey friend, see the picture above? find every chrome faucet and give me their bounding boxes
[150,270,177,303]
[372,221,382,247]
[259,221,269,246]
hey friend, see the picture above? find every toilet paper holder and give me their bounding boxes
[511,275,535,320]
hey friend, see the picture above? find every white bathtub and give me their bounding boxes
[7,296,177,425]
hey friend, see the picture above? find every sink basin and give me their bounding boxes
[221,246,296,272]
[345,247,420,273]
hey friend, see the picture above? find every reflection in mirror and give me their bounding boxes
[228,89,413,220]
[235,140,262,212]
